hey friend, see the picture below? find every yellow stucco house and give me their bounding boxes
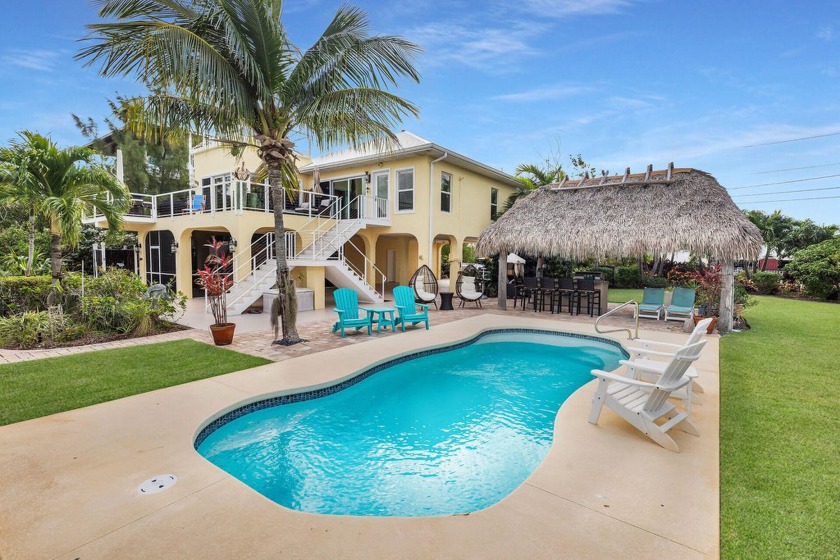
[86,131,519,313]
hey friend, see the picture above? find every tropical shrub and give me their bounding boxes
[0,311,48,348]
[614,266,643,288]
[81,268,184,334]
[666,267,697,287]
[0,276,52,315]
[751,271,781,295]
[785,237,840,300]
[643,276,669,288]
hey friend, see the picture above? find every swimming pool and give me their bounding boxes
[195,329,625,517]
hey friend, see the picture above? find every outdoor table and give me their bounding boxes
[439,292,455,310]
[367,307,397,333]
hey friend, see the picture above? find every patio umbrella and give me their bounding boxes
[507,253,525,277]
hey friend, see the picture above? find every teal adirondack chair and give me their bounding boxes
[331,288,373,337]
[393,286,430,332]
[665,287,696,322]
[635,287,665,320]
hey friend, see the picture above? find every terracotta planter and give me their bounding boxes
[693,315,718,334]
[209,323,236,346]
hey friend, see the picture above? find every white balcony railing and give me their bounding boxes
[84,180,392,225]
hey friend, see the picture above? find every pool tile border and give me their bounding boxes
[193,328,628,449]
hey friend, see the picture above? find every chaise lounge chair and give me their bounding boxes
[588,339,707,452]
[664,286,696,322]
[635,287,665,320]
[393,286,430,331]
[331,288,372,337]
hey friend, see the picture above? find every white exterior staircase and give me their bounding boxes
[221,196,387,315]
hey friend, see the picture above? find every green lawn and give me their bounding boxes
[720,296,839,559]
[0,339,270,426]
[607,288,643,303]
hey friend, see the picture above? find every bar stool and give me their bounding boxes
[556,277,576,314]
[538,276,556,312]
[575,277,601,316]
[519,277,539,310]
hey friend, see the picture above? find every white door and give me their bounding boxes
[373,171,389,218]
[387,250,397,280]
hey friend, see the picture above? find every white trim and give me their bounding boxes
[395,167,416,214]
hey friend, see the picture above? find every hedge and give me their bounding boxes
[0,275,81,316]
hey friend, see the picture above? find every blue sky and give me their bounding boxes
[1,0,839,224]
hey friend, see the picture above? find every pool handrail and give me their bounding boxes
[595,300,639,340]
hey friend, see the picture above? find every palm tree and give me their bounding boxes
[1,132,129,293]
[0,143,39,276]
[503,162,564,212]
[77,0,420,345]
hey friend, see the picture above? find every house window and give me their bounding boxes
[490,188,499,220]
[440,172,452,213]
[396,169,414,212]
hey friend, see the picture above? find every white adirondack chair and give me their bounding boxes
[588,339,707,452]
[623,317,714,415]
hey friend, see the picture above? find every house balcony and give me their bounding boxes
[83,180,391,226]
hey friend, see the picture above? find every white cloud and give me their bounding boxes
[517,0,639,18]
[493,84,594,102]
[0,49,62,72]
[411,22,541,72]
[816,25,834,41]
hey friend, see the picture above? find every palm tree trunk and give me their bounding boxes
[26,207,35,276]
[267,162,302,345]
[48,220,62,306]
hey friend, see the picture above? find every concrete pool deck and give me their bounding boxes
[0,314,719,559]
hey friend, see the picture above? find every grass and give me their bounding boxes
[607,288,643,303]
[0,339,270,426]
[720,296,839,559]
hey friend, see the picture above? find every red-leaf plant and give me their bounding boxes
[695,265,722,316]
[195,237,234,326]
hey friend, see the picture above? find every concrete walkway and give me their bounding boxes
[0,299,687,365]
[0,314,719,560]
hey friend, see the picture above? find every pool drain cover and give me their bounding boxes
[138,474,177,495]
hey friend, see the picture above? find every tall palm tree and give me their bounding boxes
[2,132,129,292]
[77,0,421,345]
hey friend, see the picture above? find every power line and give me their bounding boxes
[729,173,840,190]
[733,185,840,198]
[754,162,840,175]
[737,195,840,205]
[742,131,840,148]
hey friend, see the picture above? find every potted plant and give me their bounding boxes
[195,237,235,345]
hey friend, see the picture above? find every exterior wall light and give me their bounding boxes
[170,241,179,254]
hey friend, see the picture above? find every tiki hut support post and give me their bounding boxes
[497,252,507,310]
[719,261,735,333]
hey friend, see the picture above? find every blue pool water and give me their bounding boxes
[196,330,624,517]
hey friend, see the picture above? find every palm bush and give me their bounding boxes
[0,311,48,349]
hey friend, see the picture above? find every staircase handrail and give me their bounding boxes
[340,234,387,299]
[222,232,275,310]
[594,300,639,340]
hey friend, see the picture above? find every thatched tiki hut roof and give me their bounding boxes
[477,165,764,332]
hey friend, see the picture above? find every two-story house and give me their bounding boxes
[86,131,519,313]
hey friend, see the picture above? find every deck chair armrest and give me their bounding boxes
[591,369,658,388]
[415,303,429,310]
[619,359,667,373]
[631,339,682,350]
[594,368,692,391]
[333,308,346,316]
[625,347,677,358]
